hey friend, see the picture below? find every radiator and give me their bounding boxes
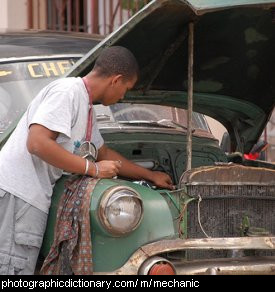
[180,164,275,259]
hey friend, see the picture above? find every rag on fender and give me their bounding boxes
[40,175,98,275]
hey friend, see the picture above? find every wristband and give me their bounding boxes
[84,159,90,175]
[93,162,99,178]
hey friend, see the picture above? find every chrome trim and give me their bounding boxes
[0,54,83,64]
[93,237,275,275]
[99,126,216,139]
[173,256,275,275]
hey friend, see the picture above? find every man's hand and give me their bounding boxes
[96,160,122,178]
[150,171,175,190]
[98,145,175,190]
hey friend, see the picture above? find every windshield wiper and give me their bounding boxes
[106,119,195,132]
[157,119,196,133]
[156,119,188,131]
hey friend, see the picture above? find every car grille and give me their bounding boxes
[181,164,275,259]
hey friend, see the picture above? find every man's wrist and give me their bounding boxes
[146,169,155,183]
[88,161,99,178]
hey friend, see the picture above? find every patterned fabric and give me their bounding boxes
[40,175,98,275]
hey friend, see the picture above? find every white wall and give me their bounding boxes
[0,0,27,30]
[0,0,8,29]
[205,116,227,144]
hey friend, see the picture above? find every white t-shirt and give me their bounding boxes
[0,77,104,213]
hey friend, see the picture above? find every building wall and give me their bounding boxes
[0,0,9,29]
[205,116,227,144]
[0,0,28,30]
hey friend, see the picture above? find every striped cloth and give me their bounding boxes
[40,175,98,275]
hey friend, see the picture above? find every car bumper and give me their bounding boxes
[95,236,275,275]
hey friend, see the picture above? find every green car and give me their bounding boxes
[42,0,275,275]
[3,0,275,275]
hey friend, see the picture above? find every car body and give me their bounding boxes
[41,0,275,275]
[0,29,218,274]
[2,0,275,275]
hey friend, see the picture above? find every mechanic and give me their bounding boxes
[0,46,173,275]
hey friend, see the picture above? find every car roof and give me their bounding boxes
[0,30,103,59]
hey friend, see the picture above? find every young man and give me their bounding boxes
[0,46,173,275]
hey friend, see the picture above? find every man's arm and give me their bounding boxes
[97,144,174,190]
[27,124,121,178]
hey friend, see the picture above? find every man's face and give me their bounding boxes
[102,75,137,106]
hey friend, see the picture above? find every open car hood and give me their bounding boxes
[68,0,275,153]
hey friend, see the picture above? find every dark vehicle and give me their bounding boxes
[2,0,275,275]
[0,30,102,145]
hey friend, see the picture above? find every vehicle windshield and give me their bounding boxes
[94,104,209,131]
[0,59,76,137]
[0,59,209,139]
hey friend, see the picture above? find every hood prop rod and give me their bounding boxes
[186,22,194,171]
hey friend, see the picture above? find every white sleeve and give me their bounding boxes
[29,90,75,141]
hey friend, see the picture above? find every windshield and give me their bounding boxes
[94,104,209,131]
[0,59,76,136]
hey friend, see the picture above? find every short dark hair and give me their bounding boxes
[93,46,139,81]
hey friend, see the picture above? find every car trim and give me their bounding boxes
[93,236,275,275]
[0,54,84,64]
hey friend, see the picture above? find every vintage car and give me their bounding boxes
[39,0,275,275]
[0,29,219,274]
[1,0,275,275]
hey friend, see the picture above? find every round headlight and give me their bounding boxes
[99,186,143,236]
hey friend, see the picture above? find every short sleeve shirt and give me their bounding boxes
[0,77,104,213]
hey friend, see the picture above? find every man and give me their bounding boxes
[0,46,173,275]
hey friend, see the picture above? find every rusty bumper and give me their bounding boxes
[95,237,275,275]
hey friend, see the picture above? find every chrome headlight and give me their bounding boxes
[99,186,143,236]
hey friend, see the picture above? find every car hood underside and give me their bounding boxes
[68,0,275,153]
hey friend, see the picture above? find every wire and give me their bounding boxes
[197,195,211,238]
